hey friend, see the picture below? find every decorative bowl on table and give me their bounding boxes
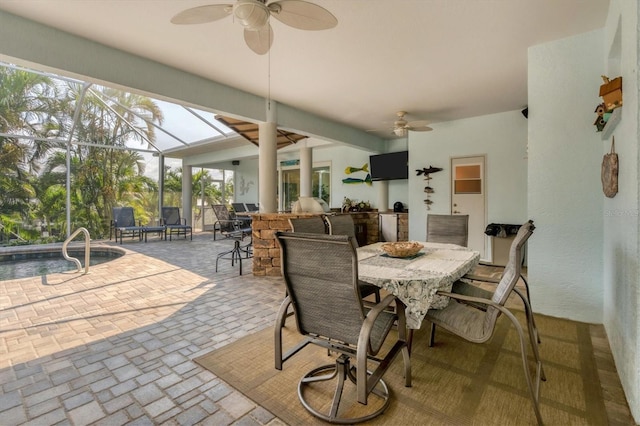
[380,241,424,258]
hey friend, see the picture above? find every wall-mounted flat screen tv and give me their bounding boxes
[369,151,409,181]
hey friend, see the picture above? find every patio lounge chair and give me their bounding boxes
[231,202,248,214]
[274,231,411,423]
[161,207,192,241]
[112,206,144,244]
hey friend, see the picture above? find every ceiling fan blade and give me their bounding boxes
[269,0,337,30]
[408,126,433,132]
[171,4,232,25]
[407,119,430,127]
[244,24,274,55]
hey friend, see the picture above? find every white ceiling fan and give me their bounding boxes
[170,0,337,55]
[371,111,433,137]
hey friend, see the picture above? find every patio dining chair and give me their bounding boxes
[161,207,192,241]
[288,216,327,234]
[274,232,411,424]
[426,214,469,247]
[326,213,362,246]
[425,220,545,424]
[289,215,379,302]
[458,220,541,343]
[112,206,144,244]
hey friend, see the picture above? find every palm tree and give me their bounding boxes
[0,67,61,219]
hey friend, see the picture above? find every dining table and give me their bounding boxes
[357,241,480,330]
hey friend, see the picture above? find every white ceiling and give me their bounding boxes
[0,0,609,138]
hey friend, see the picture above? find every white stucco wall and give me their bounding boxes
[601,0,640,420]
[309,145,409,210]
[407,110,528,243]
[234,159,260,203]
[528,31,604,322]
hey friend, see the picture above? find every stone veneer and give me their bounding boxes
[251,212,388,276]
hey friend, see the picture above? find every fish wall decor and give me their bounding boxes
[342,174,372,186]
[344,163,369,174]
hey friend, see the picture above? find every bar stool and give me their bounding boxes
[215,231,252,275]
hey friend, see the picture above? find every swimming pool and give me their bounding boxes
[0,246,125,280]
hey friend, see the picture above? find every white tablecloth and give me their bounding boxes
[358,242,480,329]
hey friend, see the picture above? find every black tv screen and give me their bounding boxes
[369,151,409,181]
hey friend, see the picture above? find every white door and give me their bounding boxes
[451,156,486,259]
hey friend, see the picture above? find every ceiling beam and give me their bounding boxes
[0,10,384,153]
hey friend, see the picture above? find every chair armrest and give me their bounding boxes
[436,290,496,309]
[366,294,397,319]
[463,272,501,284]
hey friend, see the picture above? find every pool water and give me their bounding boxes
[0,249,123,280]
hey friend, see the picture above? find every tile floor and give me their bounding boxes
[0,231,634,425]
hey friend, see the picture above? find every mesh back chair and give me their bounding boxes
[274,232,411,423]
[112,207,143,244]
[212,204,251,240]
[246,203,259,212]
[426,214,469,246]
[288,216,327,234]
[289,215,379,302]
[326,214,359,247]
[326,214,381,302]
[459,220,541,343]
[161,207,192,241]
[425,221,545,424]
[231,202,248,213]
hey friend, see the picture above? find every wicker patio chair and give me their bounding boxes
[274,232,411,424]
[425,220,545,424]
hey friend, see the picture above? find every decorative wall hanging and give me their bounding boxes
[601,136,618,198]
[342,163,372,186]
[599,76,623,111]
[416,166,443,210]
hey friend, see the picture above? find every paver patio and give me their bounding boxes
[1,232,285,425]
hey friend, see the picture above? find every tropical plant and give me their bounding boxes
[0,67,61,219]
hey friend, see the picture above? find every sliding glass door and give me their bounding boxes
[279,162,330,211]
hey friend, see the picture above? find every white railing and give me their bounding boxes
[62,227,90,274]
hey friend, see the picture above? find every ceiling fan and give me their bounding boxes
[170,0,337,55]
[372,111,433,137]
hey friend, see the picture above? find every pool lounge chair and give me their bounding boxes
[161,207,192,241]
[112,207,144,244]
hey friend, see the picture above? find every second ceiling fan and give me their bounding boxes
[388,111,433,137]
[170,0,338,55]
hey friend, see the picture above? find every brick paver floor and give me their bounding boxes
[1,232,286,425]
